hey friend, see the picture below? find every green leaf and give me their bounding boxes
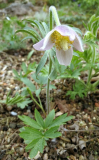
[41,22,49,34]
[27,50,34,60]
[36,51,48,75]
[35,109,44,128]
[13,69,20,79]
[48,114,73,128]
[19,127,43,141]
[18,115,41,129]
[45,132,61,138]
[25,138,41,150]
[44,126,62,138]
[21,36,34,42]
[35,88,41,97]
[16,29,39,41]
[21,77,36,92]
[44,109,55,128]
[31,73,48,85]
[17,99,32,109]
[21,62,27,74]
[23,27,42,39]
[29,146,38,158]
[49,67,57,80]
[29,138,45,158]
[44,126,59,135]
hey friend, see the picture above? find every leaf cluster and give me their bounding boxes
[0,92,32,109]
[0,17,26,51]
[19,109,73,158]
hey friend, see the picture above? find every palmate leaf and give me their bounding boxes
[21,77,36,92]
[19,127,43,141]
[17,98,32,109]
[31,73,48,85]
[18,115,41,129]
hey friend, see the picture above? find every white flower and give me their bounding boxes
[33,25,84,66]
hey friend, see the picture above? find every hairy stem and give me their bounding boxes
[27,88,46,115]
[46,6,60,114]
[49,6,61,26]
[87,46,96,86]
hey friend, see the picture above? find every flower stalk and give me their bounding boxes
[87,46,96,86]
[49,6,61,26]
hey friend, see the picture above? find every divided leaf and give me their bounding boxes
[19,127,43,141]
[21,77,36,92]
[18,115,41,129]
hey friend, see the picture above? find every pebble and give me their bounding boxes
[10,111,17,116]
[43,153,48,160]
[79,155,85,160]
[18,147,24,155]
[6,105,13,111]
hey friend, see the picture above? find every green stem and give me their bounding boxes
[27,88,46,115]
[87,46,96,86]
[93,80,99,88]
[49,6,61,26]
[46,6,60,114]
[46,57,52,114]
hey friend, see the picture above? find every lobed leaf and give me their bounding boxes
[18,115,41,129]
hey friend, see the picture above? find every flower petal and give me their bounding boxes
[40,30,54,50]
[33,39,44,51]
[56,47,73,66]
[54,25,75,41]
[73,33,84,52]
[33,29,55,51]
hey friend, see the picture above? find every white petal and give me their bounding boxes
[56,47,73,66]
[41,30,55,50]
[73,33,84,52]
[33,39,45,51]
[55,25,75,41]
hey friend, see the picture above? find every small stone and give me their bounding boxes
[19,147,24,155]
[79,155,85,160]
[43,153,48,160]
[6,105,13,111]
[10,111,17,116]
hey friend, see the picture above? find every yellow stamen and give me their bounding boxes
[51,31,74,51]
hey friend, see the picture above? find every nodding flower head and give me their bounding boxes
[33,25,84,66]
